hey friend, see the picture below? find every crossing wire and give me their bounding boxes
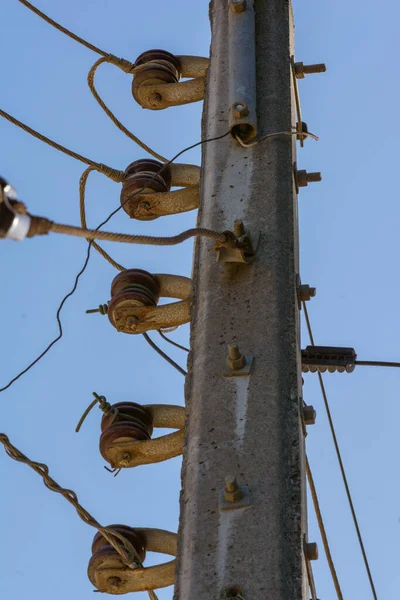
[306,456,343,599]
[302,301,378,600]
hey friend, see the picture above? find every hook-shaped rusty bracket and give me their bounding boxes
[122,163,200,220]
[109,274,191,334]
[132,55,208,110]
[105,404,185,468]
[88,528,177,593]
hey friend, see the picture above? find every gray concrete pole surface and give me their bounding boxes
[175,1,309,599]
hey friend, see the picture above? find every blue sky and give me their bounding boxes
[1,1,399,599]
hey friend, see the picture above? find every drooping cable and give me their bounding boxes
[158,330,189,353]
[306,456,344,600]
[17,0,135,72]
[302,301,378,600]
[0,131,230,393]
[143,333,187,377]
[0,108,124,182]
[88,58,167,162]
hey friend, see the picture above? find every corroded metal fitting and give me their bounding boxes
[303,404,316,426]
[297,121,309,141]
[120,159,200,220]
[226,345,246,370]
[294,62,326,79]
[108,269,191,334]
[99,402,154,464]
[88,527,177,593]
[104,404,185,469]
[132,49,208,110]
[296,169,322,188]
[224,475,243,503]
[297,284,316,303]
[304,541,319,561]
[229,0,247,12]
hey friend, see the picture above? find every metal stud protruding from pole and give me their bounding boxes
[303,405,316,426]
[296,169,322,188]
[294,62,327,79]
[305,541,319,561]
[227,345,246,370]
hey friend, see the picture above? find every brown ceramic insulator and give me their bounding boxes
[133,66,178,90]
[91,524,146,563]
[101,402,153,435]
[124,159,172,190]
[110,269,160,301]
[120,174,167,217]
[134,49,181,79]
[100,422,151,462]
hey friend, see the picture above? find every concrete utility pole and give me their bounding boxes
[175,1,313,599]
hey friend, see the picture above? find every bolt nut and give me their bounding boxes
[297,169,322,188]
[305,541,318,561]
[232,102,249,119]
[117,452,132,468]
[229,0,247,13]
[227,345,246,370]
[108,577,122,590]
[294,61,327,79]
[224,475,243,503]
[234,219,245,237]
[297,284,316,302]
[303,405,316,426]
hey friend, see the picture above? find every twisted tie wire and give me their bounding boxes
[88,58,167,163]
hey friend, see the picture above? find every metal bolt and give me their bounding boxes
[224,475,243,503]
[139,202,150,210]
[126,316,139,328]
[234,219,245,237]
[303,405,316,426]
[229,0,247,13]
[225,475,238,492]
[297,284,316,303]
[117,452,132,467]
[227,345,246,370]
[297,169,322,188]
[150,92,162,104]
[294,62,326,79]
[305,541,318,561]
[232,102,249,119]
[108,577,122,590]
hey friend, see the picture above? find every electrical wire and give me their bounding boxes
[88,57,167,162]
[143,333,187,377]
[17,0,135,72]
[306,456,344,600]
[0,131,230,393]
[355,360,400,368]
[158,330,189,353]
[302,301,378,600]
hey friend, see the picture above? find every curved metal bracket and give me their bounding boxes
[109,274,191,334]
[88,528,177,593]
[132,56,208,110]
[123,163,200,220]
[106,404,185,468]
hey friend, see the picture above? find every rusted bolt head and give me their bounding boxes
[305,541,318,561]
[225,475,238,492]
[150,92,162,104]
[297,284,316,302]
[303,405,316,426]
[232,102,249,119]
[230,0,247,12]
[108,576,122,590]
[233,219,245,237]
[227,345,246,370]
[224,475,243,503]
[117,452,132,468]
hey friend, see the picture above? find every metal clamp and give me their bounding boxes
[88,528,177,593]
[215,220,259,264]
[106,405,185,468]
[122,162,200,220]
[108,274,191,334]
[132,51,208,110]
